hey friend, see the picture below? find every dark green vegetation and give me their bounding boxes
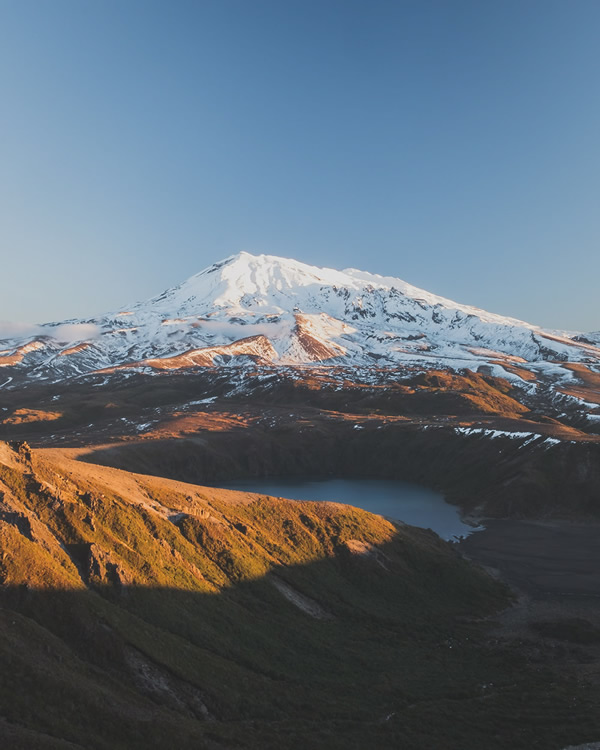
[1,443,599,749]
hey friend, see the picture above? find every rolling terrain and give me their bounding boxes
[1,253,600,747]
[1,252,598,524]
[2,441,600,749]
[2,358,599,520]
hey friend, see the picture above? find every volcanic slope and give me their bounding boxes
[1,441,600,749]
[1,252,599,386]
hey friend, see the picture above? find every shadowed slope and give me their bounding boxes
[1,443,599,749]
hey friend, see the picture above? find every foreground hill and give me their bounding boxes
[1,441,599,748]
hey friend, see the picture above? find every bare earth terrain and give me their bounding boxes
[460,520,600,687]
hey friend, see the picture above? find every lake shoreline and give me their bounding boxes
[213,477,476,541]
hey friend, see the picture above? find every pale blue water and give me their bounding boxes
[218,478,482,541]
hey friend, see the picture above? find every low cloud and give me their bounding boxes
[46,323,101,343]
[0,321,100,343]
[0,321,42,340]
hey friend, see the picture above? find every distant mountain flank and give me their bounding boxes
[574,331,600,347]
[0,252,599,385]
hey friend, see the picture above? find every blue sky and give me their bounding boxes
[1,0,599,330]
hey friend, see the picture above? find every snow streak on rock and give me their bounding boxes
[0,252,599,382]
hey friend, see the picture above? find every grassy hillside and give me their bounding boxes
[0,442,598,748]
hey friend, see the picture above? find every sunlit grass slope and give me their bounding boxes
[0,442,598,749]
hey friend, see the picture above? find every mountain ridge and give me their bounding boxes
[0,252,598,386]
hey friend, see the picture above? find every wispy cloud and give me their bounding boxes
[0,321,101,343]
[0,321,41,339]
[49,323,101,342]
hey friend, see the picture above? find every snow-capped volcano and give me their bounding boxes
[1,251,599,385]
[146,251,530,325]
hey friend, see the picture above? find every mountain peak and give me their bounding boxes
[149,252,359,316]
[2,251,599,383]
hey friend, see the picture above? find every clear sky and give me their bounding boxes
[1,0,599,331]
